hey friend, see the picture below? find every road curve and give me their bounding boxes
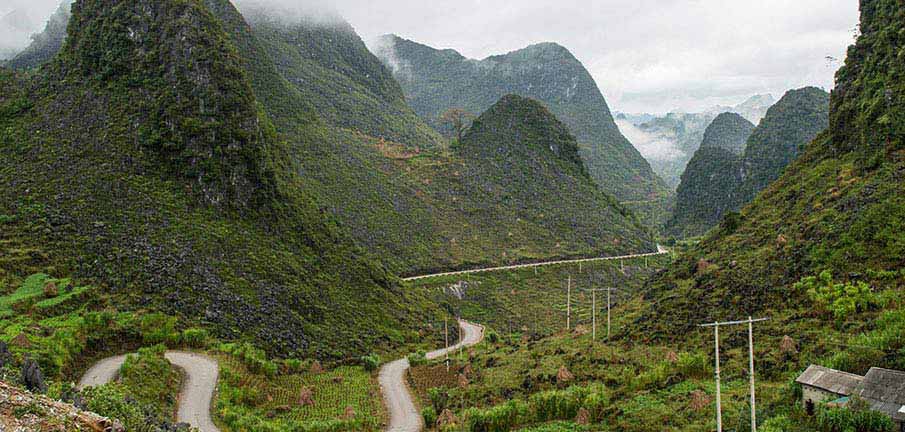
[380,320,484,432]
[403,248,668,282]
[78,351,220,432]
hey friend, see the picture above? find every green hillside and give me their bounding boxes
[666,113,754,237]
[377,36,673,229]
[0,0,441,359]
[211,11,656,274]
[641,0,905,341]
[739,87,830,203]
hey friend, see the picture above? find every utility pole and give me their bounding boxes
[566,276,571,331]
[592,289,596,340]
[699,317,769,432]
[748,316,758,432]
[445,318,450,372]
[607,286,611,340]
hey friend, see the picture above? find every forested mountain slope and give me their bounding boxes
[0,0,441,358]
[667,88,830,238]
[376,36,673,229]
[666,113,754,237]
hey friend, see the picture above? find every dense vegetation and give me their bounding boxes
[666,113,754,237]
[667,88,830,238]
[377,36,673,229]
[739,87,831,204]
[0,0,444,359]
[638,0,905,393]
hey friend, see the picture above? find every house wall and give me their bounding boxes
[802,385,840,406]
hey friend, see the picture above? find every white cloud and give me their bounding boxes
[615,119,685,162]
[2,0,859,114]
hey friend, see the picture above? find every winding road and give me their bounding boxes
[79,249,664,431]
[77,351,220,432]
[379,320,484,432]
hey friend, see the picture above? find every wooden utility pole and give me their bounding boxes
[566,276,571,331]
[699,317,769,432]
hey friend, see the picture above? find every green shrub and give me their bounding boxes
[486,330,499,344]
[529,387,583,422]
[360,353,380,372]
[428,386,450,412]
[795,271,883,320]
[465,399,529,432]
[676,352,710,379]
[139,313,179,346]
[816,400,895,432]
[422,406,438,426]
[180,328,209,348]
[82,384,146,430]
[283,358,305,373]
[407,351,427,367]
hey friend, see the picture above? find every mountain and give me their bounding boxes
[709,93,775,124]
[9,1,656,275]
[217,12,655,273]
[0,0,442,358]
[375,36,673,229]
[640,0,905,338]
[3,3,69,70]
[619,95,774,190]
[739,87,830,203]
[665,113,754,237]
[665,89,830,238]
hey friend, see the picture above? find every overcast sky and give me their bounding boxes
[2,0,860,114]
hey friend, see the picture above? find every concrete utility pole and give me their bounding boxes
[566,276,571,331]
[584,288,612,341]
[699,317,769,432]
[445,318,450,372]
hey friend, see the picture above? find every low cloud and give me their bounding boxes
[615,119,685,162]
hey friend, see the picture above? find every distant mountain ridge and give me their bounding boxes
[376,35,673,229]
[666,113,754,237]
[666,88,829,237]
[615,94,774,190]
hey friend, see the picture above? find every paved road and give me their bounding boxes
[78,351,220,432]
[379,320,484,432]
[403,247,668,281]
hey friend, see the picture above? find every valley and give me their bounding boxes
[0,0,902,432]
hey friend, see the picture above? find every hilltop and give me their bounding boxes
[666,113,754,237]
[376,36,673,230]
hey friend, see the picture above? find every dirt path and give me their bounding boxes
[403,248,668,281]
[379,320,484,432]
[78,351,220,432]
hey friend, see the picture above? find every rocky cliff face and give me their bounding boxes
[377,36,673,229]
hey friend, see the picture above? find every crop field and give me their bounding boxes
[216,356,386,431]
